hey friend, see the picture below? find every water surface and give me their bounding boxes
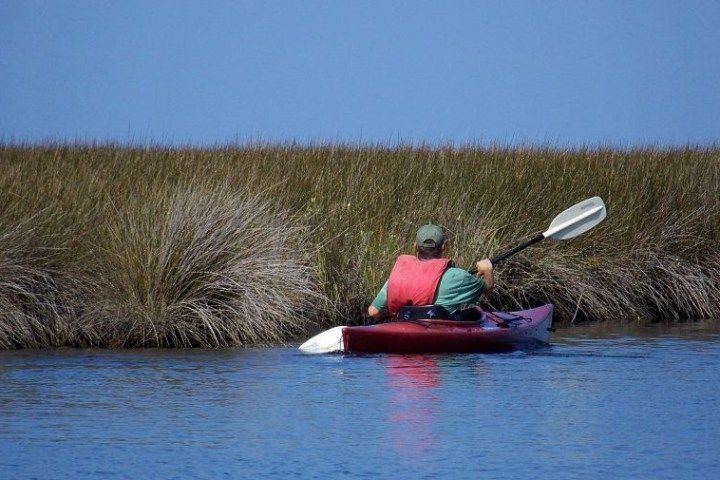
[1,323,719,479]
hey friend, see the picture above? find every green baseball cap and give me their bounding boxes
[416,223,445,247]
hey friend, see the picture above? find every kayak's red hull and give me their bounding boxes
[342,304,553,354]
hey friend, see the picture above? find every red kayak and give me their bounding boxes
[299,304,554,354]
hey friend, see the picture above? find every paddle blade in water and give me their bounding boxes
[545,196,607,240]
[299,326,345,354]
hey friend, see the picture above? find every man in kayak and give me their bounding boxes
[367,223,494,319]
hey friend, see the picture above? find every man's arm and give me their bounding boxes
[367,281,389,318]
[475,259,494,292]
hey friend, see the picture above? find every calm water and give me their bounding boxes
[1,324,719,480]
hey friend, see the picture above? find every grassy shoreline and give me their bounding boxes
[1,143,718,348]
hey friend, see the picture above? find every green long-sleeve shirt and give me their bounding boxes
[370,267,485,314]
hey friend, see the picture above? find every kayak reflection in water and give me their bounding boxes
[385,355,441,458]
[367,223,494,321]
[384,355,493,464]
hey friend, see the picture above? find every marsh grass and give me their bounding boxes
[0,143,718,348]
[0,212,77,348]
[79,187,321,347]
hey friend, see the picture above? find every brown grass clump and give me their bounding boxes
[79,186,320,347]
[0,210,80,348]
[0,146,322,348]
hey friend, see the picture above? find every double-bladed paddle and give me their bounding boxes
[469,195,607,273]
[299,196,607,354]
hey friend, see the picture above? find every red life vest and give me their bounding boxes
[386,254,451,314]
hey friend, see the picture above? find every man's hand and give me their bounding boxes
[476,259,493,274]
[367,305,381,318]
[475,259,494,292]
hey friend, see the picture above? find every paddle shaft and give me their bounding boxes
[468,232,544,274]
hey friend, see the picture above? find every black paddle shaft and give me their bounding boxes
[468,233,545,274]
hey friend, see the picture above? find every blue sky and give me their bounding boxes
[1,1,718,146]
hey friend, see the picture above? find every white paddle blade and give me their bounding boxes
[298,326,345,354]
[544,196,607,240]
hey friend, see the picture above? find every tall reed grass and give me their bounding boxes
[0,143,718,348]
[79,187,320,347]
